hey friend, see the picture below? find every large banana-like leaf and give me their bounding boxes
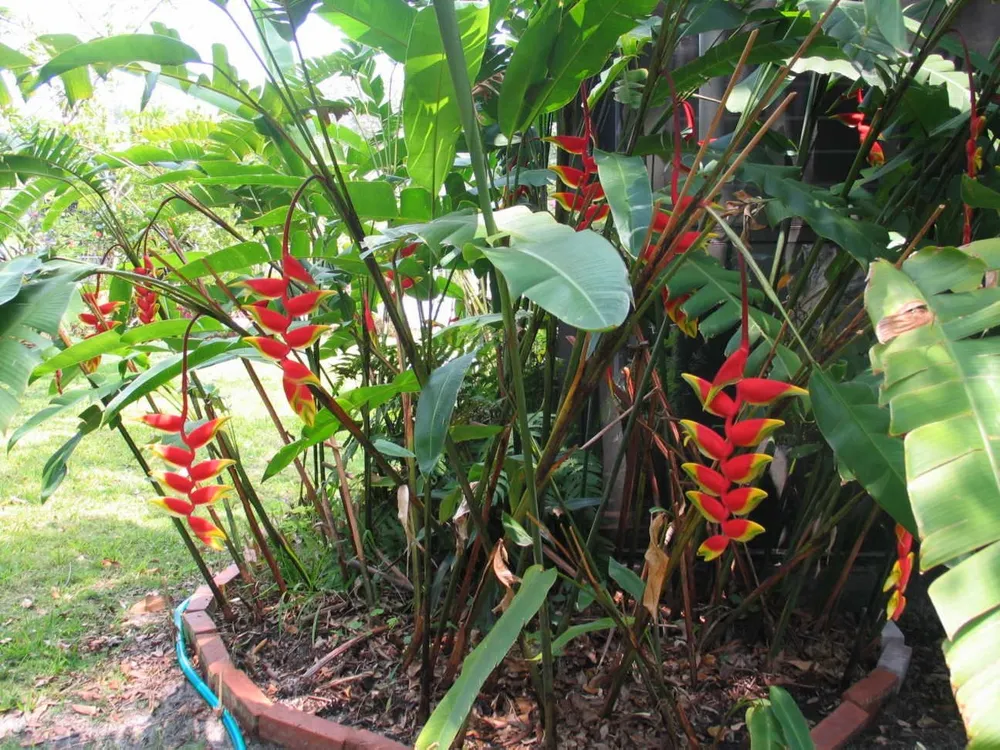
[864,241,1000,747]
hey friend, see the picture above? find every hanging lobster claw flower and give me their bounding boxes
[282,254,316,288]
[686,491,729,523]
[96,301,123,316]
[663,291,698,338]
[736,378,808,406]
[722,487,767,516]
[895,524,913,558]
[553,192,589,212]
[550,165,588,189]
[285,290,334,318]
[280,358,321,386]
[151,496,195,517]
[78,312,108,328]
[400,242,419,258]
[679,420,733,461]
[886,590,906,621]
[698,534,729,561]
[188,484,233,506]
[188,459,236,483]
[576,203,609,230]
[187,514,227,550]
[722,518,765,542]
[883,552,915,593]
[147,443,196,468]
[244,336,291,361]
[283,324,329,350]
[543,135,588,155]
[362,292,377,335]
[182,416,231,451]
[720,453,772,484]
[680,374,738,419]
[581,182,605,202]
[283,377,318,426]
[136,414,185,433]
[150,471,195,495]
[726,418,785,448]
[868,141,885,167]
[247,303,292,335]
[682,462,730,496]
[711,344,749,395]
[238,277,288,299]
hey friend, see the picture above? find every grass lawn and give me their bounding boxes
[0,359,306,712]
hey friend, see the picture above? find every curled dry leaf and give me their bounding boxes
[642,514,669,621]
[491,539,519,613]
[396,485,415,549]
[875,300,933,343]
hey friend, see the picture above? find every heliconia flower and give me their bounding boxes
[679,420,733,461]
[663,291,698,338]
[645,231,701,262]
[686,491,730,523]
[283,377,317,426]
[283,324,329,350]
[726,418,785,448]
[553,192,590,212]
[182,416,231,451]
[550,165,588,189]
[711,345,749,393]
[722,518,765,542]
[247,303,292,335]
[188,458,236,483]
[280,358,321,386]
[362,292,376,335]
[136,414,185,433]
[682,462,730,496]
[238,277,288,299]
[147,443,196,468]
[680,374,738,419]
[244,336,292,361]
[544,135,588,155]
[896,524,913,558]
[96,301,123,316]
[151,496,195,517]
[722,487,767,516]
[188,484,233,506]
[698,534,729,561]
[883,552,915,593]
[151,470,195,495]
[284,290,334,318]
[78,312,108,328]
[720,453,772,484]
[576,203,609,231]
[868,141,885,167]
[187,514,227,550]
[282,254,316,288]
[886,589,906,621]
[736,378,808,406]
[581,182,605,202]
[400,242,420,258]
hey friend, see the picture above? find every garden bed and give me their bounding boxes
[212,577,965,748]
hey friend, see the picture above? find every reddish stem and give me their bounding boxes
[179,313,203,437]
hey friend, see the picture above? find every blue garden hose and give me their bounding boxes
[174,597,247,750]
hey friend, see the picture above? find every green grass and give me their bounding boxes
[0,359,305,712]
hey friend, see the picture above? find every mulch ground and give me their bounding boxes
[218,580,966,748]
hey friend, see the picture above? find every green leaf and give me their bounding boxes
[809,370,914,531]
[403,3,489,197]
[768,687,815,750]
[502,512,533,547]
[498,0,658,135]
[865,247,1000,745]
[318,0,417,62]
[913,54,970,112]
[415,565,558,750]
[961,175,1000,210]
[545,617,619,658]
[488,207,631,331]
[35,34,201,88]
[8,382,121,452]
[595,149,653,257]
[609,557,645,601]
[450,423,503,442]
[171,242,271,280]
[31,329,122,381]
[346,181,398,220]
[40,404,102,501]
[372,438,416,459]
[746,703,782,750]
[414,351,478,475]
[864,0,906,52]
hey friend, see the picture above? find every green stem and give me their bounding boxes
[433,0,555,743]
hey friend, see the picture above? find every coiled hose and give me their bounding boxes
[173,597,247,750]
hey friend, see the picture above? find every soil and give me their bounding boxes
[218,580,966,749]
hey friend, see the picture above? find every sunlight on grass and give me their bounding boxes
[0,359,309,711]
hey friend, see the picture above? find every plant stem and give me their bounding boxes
[432,0,555,742]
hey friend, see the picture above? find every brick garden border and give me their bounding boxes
[181,565,408,750]
[809,622,912,749]
[185,565,910,749]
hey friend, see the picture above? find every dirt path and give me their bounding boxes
[0,606,273,749]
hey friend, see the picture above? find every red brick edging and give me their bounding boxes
[182,565,408,750]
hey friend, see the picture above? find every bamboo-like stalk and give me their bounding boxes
[328,436,376,606]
